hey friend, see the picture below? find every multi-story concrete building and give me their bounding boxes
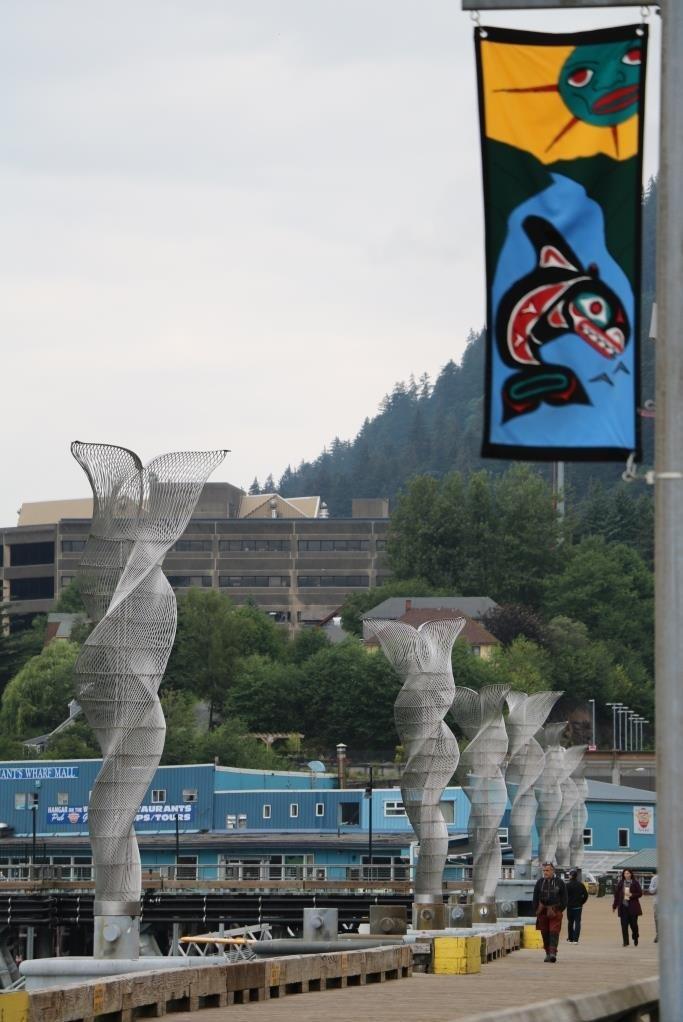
[0,485,390,630]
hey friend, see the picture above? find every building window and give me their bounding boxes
[182,789,198,803]
[226,814,237,829]
[151,789,166,804]
[237,814,247,829]
[298,539,370,552]
[28,792,38,808]
[583,828,593,847]
[61,540,86,553]
[289,803,299,819]
[176,854,197,880]
[618,828,630,848]
[14,793,26,810]
[471,645,481,657]
[498,827,509,845]
[57,792,69,806]
[10,542,55,565]
[219,539,289,552]
[60,575,75,588]
[384,800,406,817]
[166,575,212,589]
[9,577,55,601]
[339,801,360,826]
[315,802,325,817]
[173,539,213,552]
[219,576,290,588]
[297,575,368,588]
[263,804,272,820]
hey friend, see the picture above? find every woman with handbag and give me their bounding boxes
[612,868,643,946]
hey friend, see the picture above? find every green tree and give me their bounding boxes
[54,580,86,613]
[0,641,79,739]
[160,690,203,765]
[41,719,99,760]
[0,610,46,695]
[199,719,288,769]
[543,538,653,666]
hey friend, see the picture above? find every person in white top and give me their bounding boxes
[648,871,658,943]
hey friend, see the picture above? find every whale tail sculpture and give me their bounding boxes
[72,442,226,959]
[505,691,562,878]
[555,745,588,869]
[569,757,589,870]
[453,685,510,916]
[367,619,465,927]
[534,721,569,867]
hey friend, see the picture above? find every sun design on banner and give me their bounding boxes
[482,36,643,163]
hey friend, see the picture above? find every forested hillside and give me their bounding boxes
[271,181,656,516]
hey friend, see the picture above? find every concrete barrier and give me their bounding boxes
[9,946,412,1022]
[455,974,659,1022]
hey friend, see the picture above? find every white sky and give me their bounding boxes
[1,2,660,523]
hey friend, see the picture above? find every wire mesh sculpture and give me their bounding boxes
[554,745,588,869]
[504,691,562,878]
[72,442,226,958]
[569,756,589,870]
[367,619,465,908]
[534,722,568,867]
[452,685,510,910]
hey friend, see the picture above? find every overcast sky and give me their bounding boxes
[1,2,660,523]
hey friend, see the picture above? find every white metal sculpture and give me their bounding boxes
[569,755,589,870]
[367,619,465,918]
[555,745,588,869]
[534,722,568,866]
[72,442,226,958]
[504,691,562,879]
[453,685,510,914]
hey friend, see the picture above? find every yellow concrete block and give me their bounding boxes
[434,936,468,952]
[0,992,29,1022]
[522,924,544,949]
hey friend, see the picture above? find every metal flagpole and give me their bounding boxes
[462,0,675,1009]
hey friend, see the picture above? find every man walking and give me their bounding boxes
[566,868,589,943]
[532,862,568,963]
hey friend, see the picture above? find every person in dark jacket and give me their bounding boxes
[532,862,568,962]
[565,868,589,943]
[612,868,643,946]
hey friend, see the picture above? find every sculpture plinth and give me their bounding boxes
[72,442,225,959]
[368,619,465,928]
[453,685,510,920]
[504,692,562,879]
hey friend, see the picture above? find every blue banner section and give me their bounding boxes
[47,802,196,826]
[1,766,79,780]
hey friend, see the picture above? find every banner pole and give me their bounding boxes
[655,1,683,1016]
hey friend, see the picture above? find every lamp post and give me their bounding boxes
[588,699,596,751]
[606,703,622,752]
[175,812,180,879]
[364,765,374,881]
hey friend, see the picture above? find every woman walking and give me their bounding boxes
[612,868,643,946]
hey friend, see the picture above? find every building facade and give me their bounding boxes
[0,759,656,885]
[0,486,390,630]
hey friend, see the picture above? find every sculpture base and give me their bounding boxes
[514,860,532,880]
[472,900,497,924]
[94,914,140,959]
[412,900,446,930]
[20,956,225,992]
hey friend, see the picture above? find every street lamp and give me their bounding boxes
[588,699,597,750]
[617,705,631,751]
[606,703,623,751]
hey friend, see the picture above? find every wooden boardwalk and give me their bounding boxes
[169,896,658,1022]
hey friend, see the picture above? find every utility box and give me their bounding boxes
[369,905,407,935]
[303,907,338,941]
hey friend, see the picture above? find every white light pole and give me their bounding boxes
[588,698,596,751]
[606,703,622,752]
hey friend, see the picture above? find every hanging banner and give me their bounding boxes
[476,24,647,461]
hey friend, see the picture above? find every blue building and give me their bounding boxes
[0,759,656,884]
